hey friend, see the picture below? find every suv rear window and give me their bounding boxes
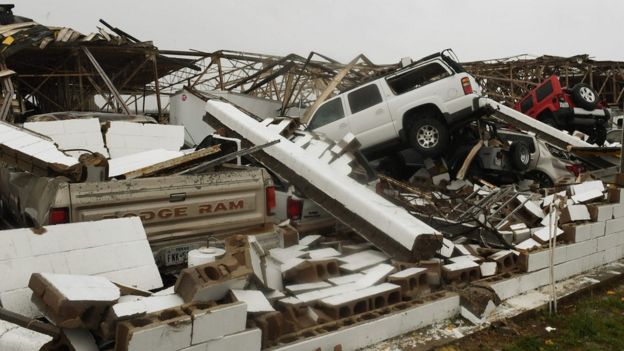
[386,62,450,95]
[536,81,554,102]
[520,96,534,113]
[308,98,345,129]
[347,84,383,114]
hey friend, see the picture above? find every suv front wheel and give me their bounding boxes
[408,117,449,158]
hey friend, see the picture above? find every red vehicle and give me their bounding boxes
[513,75,609,145]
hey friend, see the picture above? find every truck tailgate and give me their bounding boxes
[68,169,268,245]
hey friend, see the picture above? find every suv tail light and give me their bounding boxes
[286,196,303,221]
[265,186,276,215]
[49,207,69,225]
[461,77,473,95]
[566,164,585,177]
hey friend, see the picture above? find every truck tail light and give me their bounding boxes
[49,207,69,225]
[265,186,276,216]
[286,196,303,221]
[461,77,473,95]
[566,164,585,177]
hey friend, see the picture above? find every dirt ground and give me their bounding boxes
[429,280,624,351]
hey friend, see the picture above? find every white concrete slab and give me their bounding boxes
[24,119,109,158]
[106,121,184,158]
[107,149,184,177]
[0,218,162,317]
[339,250,389,272]
[0,121,78,167]
[354,263,396,289]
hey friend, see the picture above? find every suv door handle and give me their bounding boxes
[375,108,384,115]
[339,123,348,128]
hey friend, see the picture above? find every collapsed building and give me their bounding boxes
[0,5,624,351]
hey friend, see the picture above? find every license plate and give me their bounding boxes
[163,244,193,266]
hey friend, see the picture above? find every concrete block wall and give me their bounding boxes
[491,191,624,300]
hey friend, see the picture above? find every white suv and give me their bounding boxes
[307,50,483,157]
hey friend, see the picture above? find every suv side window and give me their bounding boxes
[386,62,451,95]
[536,81,554,102]
[308,98,345,129]
[347,84,383,114]
[520,96,534,112]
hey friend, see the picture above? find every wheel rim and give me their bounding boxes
[579,87,596,103]
[416,125,439,148]
[519,149,530,165]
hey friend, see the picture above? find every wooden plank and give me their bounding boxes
[122,145,221,179]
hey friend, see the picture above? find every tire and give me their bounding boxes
[510,142,531,171]
[524,171,554,188]
[408,117,449,158]
[585,125,607,146]
[571,83,598,110]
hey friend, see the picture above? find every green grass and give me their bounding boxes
[500,289,624,351]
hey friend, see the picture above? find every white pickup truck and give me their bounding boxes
[307,50,483,158]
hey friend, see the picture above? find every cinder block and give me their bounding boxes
[116,307,193,351]
[387,267,429,298]
[195,328,261,351]
[562,223,593,243]
[442,261,480,283]
[613,204,624,218]
[283,258,339,283]
[605,217,624,235]
[591,221,606,239]
[318,283,402,320]
[28,273,119,329]
[588,203,615,222]
[175,236,252,303]
[190,301,247,344]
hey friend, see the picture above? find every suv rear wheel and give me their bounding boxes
[408,117,449,157]
[510,142,531,171]
[571,83,598,110]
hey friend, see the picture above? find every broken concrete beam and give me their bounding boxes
[283,259,340,283]
[204,100,442,261]
[231,289,275,313]
[28,273,119,329]
[442,261,480,284]
[318,283,402,320]
[188,301,247,344]
[387,267,429,298]
[116,307,192,351]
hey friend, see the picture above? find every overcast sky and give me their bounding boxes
[14,1,623,64]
